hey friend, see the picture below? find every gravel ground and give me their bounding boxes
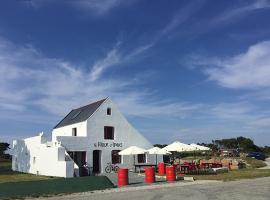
[31,177,270,200]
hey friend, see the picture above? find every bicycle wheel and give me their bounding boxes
[114,166,119,173]
[105,166,111,173]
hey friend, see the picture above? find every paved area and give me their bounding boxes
[34,177,270,200]
[102,172,166,186]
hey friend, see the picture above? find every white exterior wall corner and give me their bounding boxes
[12,135,74,178]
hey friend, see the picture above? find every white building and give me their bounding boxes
[12,98,159,177]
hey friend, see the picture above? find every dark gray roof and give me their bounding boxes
[53,98,107,129]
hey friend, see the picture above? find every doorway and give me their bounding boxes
[67,151,88,176]
[93,150,101,173]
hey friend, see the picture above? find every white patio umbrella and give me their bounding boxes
[189,143,211,160]
[147,147,171,166]
[190,143,211,151]
[119,146,147,165]
[163,141,196,152]
[162,141,196,164]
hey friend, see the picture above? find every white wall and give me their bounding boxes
[55,98,160,173]
[52,121,87,142]
[12,135,74,178]
[13,98,162,177]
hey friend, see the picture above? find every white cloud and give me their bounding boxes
[210,0,270,26]
[72,0,137,16]
[190,40,270,90]
[89,44,121,81]
[0,37,201,121]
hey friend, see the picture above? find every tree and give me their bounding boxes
[153,144,167,148]
[0,142,10,156]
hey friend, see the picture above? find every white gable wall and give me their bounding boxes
[86,98,156,172]
[54,98,159,173]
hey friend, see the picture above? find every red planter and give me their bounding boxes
[118,168,129,187]
[166,166,176,182]
[158,162,166,175]
[145,167,155,184]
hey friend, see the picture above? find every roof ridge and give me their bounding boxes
[72,98,107,110]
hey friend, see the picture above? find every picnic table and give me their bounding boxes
[179,164,190,173]
[201,162,222,169]
[134,164,157,173]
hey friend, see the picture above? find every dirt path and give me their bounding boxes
[260,158,270,169]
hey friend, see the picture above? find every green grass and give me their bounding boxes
[0,160,114,199]
[0,176,114,199]
[186,168,270,181]
[0,161,54,183]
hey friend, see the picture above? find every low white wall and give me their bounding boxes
[12,135,74,178]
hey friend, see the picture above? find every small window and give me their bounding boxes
[104,126,114,140]
[107,108,111,115]
[137,154,146,163]
[72,128,77,136]
[111,150,121,164]
[33,157,36,164]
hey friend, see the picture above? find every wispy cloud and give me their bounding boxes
[71,0,137,16]
[210,0,270,26]
[1,37,270,145]
[189,40,270,90]
[89,43,121,81]
[89,41,153,81]
[0,37,200,121]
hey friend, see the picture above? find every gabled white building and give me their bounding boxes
[12,98,158,177]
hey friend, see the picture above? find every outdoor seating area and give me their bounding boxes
[112,141,224,186]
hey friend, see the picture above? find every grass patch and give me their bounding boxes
[0,160,114,199]
[187,168,270,181]
[0,160,54,183]
[0,176,114,199]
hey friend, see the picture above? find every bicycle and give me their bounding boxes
[105,162,119,173]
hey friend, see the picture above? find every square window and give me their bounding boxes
[104,126,114,140]
[137,154,146,163]
[111,150,121,164]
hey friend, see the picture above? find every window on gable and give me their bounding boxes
[72,128,77,136]
[104,126,114,140]
[111,150,121,164]
[137,154,146,163]
[107,108,111,115]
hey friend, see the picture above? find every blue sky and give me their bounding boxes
[1,0,270,146]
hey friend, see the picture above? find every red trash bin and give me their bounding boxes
[166,166,176,182]
[145,167,155,184]
[118,168,129,187]
[158,162,166,175]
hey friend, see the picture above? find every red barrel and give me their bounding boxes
[118,168,129,187]
[145,167,155,184]
[158,162,166,175]
[166,166,176,182]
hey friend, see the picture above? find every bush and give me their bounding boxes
[245,157,267,168]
